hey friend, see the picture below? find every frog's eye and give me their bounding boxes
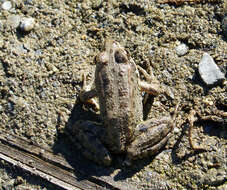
[114,50,128,63]
[97,52,108,65]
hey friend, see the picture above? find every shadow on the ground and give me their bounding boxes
[171,123,207,165]
[171,119,226,166]
[52,100,160,185]
[52,97,226,187]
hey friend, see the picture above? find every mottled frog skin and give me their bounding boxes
[74,39,177,166]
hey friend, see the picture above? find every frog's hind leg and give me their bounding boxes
[126,116,173,162]
[72,120,112,166]
[126,102,179,163]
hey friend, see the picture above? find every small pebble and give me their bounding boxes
[1,1,12,10]
[175,43,188,56]
[25,0,34,5]
[7,15,21,28]
[2,179,15,190]
[198,53,225,85]
[19,17,35,32]
[173,127,180,134]
[222,15,227,38]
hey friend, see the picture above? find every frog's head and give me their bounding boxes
[95,39,130,66]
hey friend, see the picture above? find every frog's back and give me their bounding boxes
[95,39,143,153]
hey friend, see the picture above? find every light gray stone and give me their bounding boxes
[7,15,21,28]
[175,43,188,56]
[1,1,12,11]
[19,17,35,32]
[198,53,225,85]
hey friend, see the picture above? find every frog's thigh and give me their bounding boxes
[73,120,112,166]
[127,117,172,160]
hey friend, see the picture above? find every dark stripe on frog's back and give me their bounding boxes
[96,59,125,153]
[95,58,143,153]
[115,61,143,151]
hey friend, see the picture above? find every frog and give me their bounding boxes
[73,39,178,166]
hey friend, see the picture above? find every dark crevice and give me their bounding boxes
[216,101,227,112]
[119,4,146,16]
[1,58,13,77]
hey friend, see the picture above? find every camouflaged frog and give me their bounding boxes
[73,39,178,166]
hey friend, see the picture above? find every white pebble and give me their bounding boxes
[7,15,21,28]
[198,53,225,85]
[175,43,189,56]
[19,17,35,32]
[1,1,12,10]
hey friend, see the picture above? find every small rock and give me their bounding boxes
[91,0,102,9]
[217,183,227,190]
[222,15,227,38]
[175,43,188,56]
[173,126,180,134]
[14,176,24,185]
[19,17,35,32]
[198,53,225,85]
[7,15,21,28]
[1,1,12,11]
[24,0,34,5]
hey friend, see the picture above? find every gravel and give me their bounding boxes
[175,43,189,56]
[0,0,226,190]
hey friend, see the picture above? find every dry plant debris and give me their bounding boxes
[158,0,221,5]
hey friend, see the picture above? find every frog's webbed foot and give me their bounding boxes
[79,73,99,111]
[72,120,112,166]
[137,65,161,96]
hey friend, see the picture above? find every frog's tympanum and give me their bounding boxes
[73,39,177,166]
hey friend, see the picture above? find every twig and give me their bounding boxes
[187,110,207,151]
[157,0,221,5]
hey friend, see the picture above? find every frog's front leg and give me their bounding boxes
[79,73,99,111]
[137,65,162,96]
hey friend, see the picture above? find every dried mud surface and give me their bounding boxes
[0,0,226,190]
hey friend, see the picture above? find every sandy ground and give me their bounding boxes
[0,0,226,189]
